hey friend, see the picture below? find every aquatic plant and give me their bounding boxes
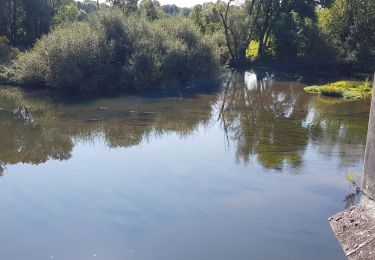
[343,172,362,209]
[346,172,361,191]
[304,80,372,100]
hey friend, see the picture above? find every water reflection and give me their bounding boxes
[0,71,370,172]
[217,71,369,170]
[219,71,307,169]
[0,91,215,169]
[307,97,368,168]
[0,72,370,260]
[0,108,73,165]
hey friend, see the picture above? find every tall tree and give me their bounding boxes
[0,0,75,46]
[216,0,264,66]
[318,0,375,70]
[139,0,160,20]
[107,0,139,14]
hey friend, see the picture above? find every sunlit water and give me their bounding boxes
[0,71,370,260]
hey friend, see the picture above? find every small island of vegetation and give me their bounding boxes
[304,80,373,100]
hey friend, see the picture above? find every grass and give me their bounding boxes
[304,80,372,100]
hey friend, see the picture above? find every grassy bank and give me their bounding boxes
[304,80,372,100]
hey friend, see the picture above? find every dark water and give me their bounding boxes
[0,71,370,260]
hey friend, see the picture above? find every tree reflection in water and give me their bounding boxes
[218,70,369,170]
[218,71,310,170]
[0,89,216,170]
[306,97,369,168]
[0,108,73,166]
[0,71,369,173]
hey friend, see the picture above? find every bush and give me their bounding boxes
[13,22,106,90]
[0,36,18,64]
[10,9,220,92]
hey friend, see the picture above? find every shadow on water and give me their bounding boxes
[0,70,370,173]
[38,78,222,105]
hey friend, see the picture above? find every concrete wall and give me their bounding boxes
[363,75,375,200]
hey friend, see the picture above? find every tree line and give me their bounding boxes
[0,0,374,91]
[0,0,194,48]
[189,0,375,71]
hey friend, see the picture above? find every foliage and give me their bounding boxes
[188,2,229,65]
[246,40,259,59]
[53,3,87,25]
[317,0,375,71]
[203,30,230,66]
[0,0,98,47]
[78,0,100,14]
[160,4,190,16]
[304,80,372,100]
[2,0,374,85]
[346,173,360,186]
[139,0,161,20]
[10,9,220,92]
[214,0,334,67]
[107,0,139,14]
[189,3,221,34]
[0,36,19,64]
[216,0,264,66]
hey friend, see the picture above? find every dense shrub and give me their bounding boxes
[13,22,105,90]
[0,36,18,64]
[11,9,220,92]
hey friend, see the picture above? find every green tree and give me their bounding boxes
[318,0,375,71]
[0,0,79,46]
[216,0,265,66]
[107,0,138,14]
[253,0,333,66]
[139,0,161,21]
[189,2,221,34]
[53,3,81,25]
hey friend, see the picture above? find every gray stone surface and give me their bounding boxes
[363,76,375,200]
[330,196,375,260]
[329,74,375,259]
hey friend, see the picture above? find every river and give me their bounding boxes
[0,70,370,259]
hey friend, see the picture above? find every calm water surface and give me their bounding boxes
[0,71,370,260]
